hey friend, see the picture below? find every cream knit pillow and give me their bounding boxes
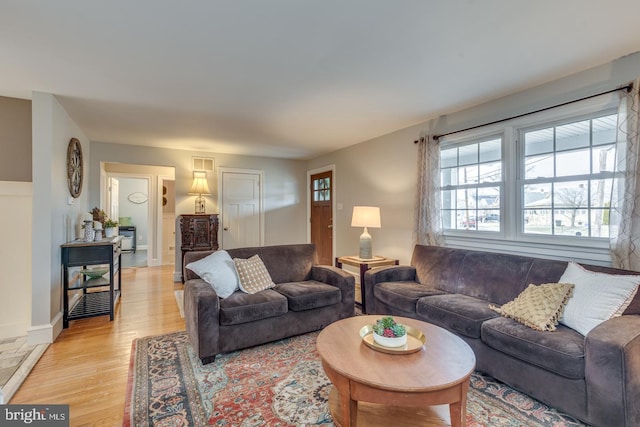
[490,283,575,331]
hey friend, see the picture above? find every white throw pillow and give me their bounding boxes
[559,262,640,336]
[185,250,240,298]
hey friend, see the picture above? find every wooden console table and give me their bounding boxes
[61,236,122,328]
[335,255,399,313]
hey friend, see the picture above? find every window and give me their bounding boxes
[313,176,331,202]
[520,113,617,238]
[441,136,502,232]
[438,94,618,245]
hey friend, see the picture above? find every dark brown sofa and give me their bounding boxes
[364,244,640,427]
[184,244,355,364]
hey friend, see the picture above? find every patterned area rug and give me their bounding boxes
[124,331,587,426]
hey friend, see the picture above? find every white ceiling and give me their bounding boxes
[2,1,640,159]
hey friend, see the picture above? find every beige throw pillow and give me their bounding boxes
[489,283,575,331]
[234,255,276,294]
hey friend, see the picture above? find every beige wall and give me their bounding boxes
[308,125,421,265]
[0,96,32,182]
[0,182,32,339]
[308,52,640,267]
[89,142,309,275]
[30,92,91,344]
[0,97,33,338]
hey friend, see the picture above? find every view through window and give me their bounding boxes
[521,112,617,237]
[438,98,618,243]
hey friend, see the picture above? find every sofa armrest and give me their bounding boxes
[585,315,640,427]
[184,278,221,363]
[363,265,417,313]
[311,265,355,317]
[365,265,417,284]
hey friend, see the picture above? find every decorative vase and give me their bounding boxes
[105,227,116,238]
[94,229,103,240]
[373,331,407,348]
[84,220,94,241]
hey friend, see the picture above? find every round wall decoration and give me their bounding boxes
[128,192,148,204]
[66,138,83,198]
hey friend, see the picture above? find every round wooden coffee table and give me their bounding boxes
[317,315,475,427]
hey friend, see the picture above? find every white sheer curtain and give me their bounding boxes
[415,135,443,246]
[610,79,640,271]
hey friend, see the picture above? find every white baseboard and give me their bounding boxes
[27,311,63,345]
[173,271,183,282]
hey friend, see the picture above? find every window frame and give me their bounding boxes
[440,128,506,238]
[516,109,618,241]
[439,92,619,251]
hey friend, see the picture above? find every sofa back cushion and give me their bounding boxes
[227,244,317,284]
[412,245,563,305]
[411,245,468,294]
[456,252,534,304]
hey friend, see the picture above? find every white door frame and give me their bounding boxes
[157,175,175,266]
[103,172,156,266]
[307,164,336,261]
[218,167,265,248]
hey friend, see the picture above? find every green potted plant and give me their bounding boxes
[104,218,118,237]
[372,316,407,347]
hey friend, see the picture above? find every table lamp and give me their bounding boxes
[188,171,211,214]
[351,206,381,260]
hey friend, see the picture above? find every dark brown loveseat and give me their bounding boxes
[184,244,355,364]
[365,244,640,427]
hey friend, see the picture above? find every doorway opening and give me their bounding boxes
[101,162,176,268]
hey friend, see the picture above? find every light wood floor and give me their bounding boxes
[10,265,185,427]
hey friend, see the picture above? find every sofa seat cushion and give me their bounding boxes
[416,294,498,339]
[481,316,585,379]
[374,281,446,313]
[275,281,341,311]
[219,289,288,326]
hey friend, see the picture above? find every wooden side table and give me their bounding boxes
[335,255,399,313]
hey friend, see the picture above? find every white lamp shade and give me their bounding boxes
[351,206,381,228]
[188,172,211,195]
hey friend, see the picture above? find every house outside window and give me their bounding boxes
[440,137,502,232]
[521,112,617,238]
[438,93,618,249]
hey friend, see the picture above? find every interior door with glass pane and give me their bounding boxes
[310,171,333,265]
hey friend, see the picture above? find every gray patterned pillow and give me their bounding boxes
[234,255,275,294]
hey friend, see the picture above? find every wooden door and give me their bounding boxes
[221,170,262,249]
[310,171,333,265]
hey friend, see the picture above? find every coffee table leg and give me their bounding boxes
[336,386,357,426]
[449,379,470,427]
